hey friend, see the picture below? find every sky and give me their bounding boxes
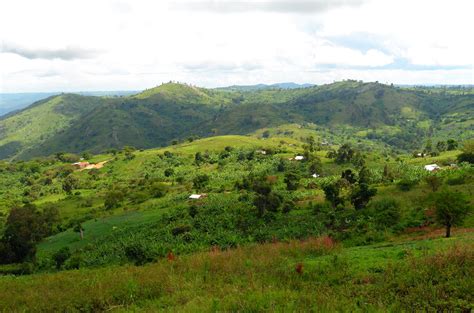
[0,0,473,92]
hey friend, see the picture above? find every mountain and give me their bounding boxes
[0,93,60,117]
[216,82,314,92]
[0,80,473,160]
[0,91,139,117]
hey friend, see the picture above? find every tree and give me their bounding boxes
[335,144,355,164]
[447,139,458,151]
[424,139,433,154]
[194,152,204,166]
[149,182,167,198]
[382,164,394,182]
[424,175,442,192]
[429,190,471,238]
[104,189,125,209]
[62,175,78,195]
[323,183,343,208]
[358,166,371,184]
[124,150,135,160]
[282,200,296,214]
[52,247,71,269]
[164,168,174,177]
[341,169,357,184]
[251,176,281,217]
[74,223,85,240]
[0,203,57,263]
[308,158,323,175]
[457,139,474,164]
[436,141,447,152]
[81,152,92,160]
[368,198,400,229]
[193,174,209,190]
[277,159,287,172]
[350,183,377,210]
[306,135,316,152]
[284,171,300,191]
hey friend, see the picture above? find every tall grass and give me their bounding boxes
[0,237,472,312]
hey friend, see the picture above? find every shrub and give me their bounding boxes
[397,179,418,191]
[124,244,154,266]
[171,225,192,236]
[149,182,167,198]
[164,168,174,177]
[193,174,209,190]
[445,173,466,185]
[104,189,125,209]
[424,175,442,192]
[368,198,400,229]
[52,247,71,269]
[64,253,82,270]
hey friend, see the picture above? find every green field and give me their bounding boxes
[1,232,472,312]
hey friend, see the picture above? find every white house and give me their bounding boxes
[294,155,304,161]
[189,194,207,200]
[424,164,441,172]
[312,173,320,178]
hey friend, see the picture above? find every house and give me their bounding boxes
[312,173,320,178]
[256,150,267,155]
[72,161,90,169]
[189,194,207,200]
[424,164,441,172]
[294,155,304,161]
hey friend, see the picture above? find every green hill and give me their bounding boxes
[1,81,473,160]
[0,95,103,159]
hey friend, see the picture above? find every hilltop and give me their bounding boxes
[0,80,473,160]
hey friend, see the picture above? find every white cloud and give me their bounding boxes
[0,0,473,92]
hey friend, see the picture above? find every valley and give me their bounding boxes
[0,82,472,312]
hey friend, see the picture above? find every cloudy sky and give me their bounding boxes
[0,0,473,92]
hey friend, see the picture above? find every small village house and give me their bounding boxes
[424,164,441,172]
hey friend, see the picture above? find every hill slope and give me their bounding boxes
[0,95,104,159]
[1,81,473,159]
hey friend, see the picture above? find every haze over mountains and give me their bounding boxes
[0,80,472,160]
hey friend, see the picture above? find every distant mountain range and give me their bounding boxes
[216,82,314,91]
[0,80,472,160]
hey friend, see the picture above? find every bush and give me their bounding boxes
[446,173,466,185]
[171,225,192,236]
[149,182,167,198]
[124,244,154,266]
[397,179,418,191]
[104,189,125,209]
[64,254,82,270]
[193,174,209,190]
[368,199,400,230]
[52,247,71,269]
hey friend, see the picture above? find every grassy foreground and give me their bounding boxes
[1,233,473,312]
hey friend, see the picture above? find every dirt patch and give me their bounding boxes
[81,160,109,171]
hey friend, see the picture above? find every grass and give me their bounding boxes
[1,233,472,312]
[37,199,176,258]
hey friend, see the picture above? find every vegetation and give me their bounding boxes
[0,235,472,311]
[0,81,472,311]
[1,81,473,160]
